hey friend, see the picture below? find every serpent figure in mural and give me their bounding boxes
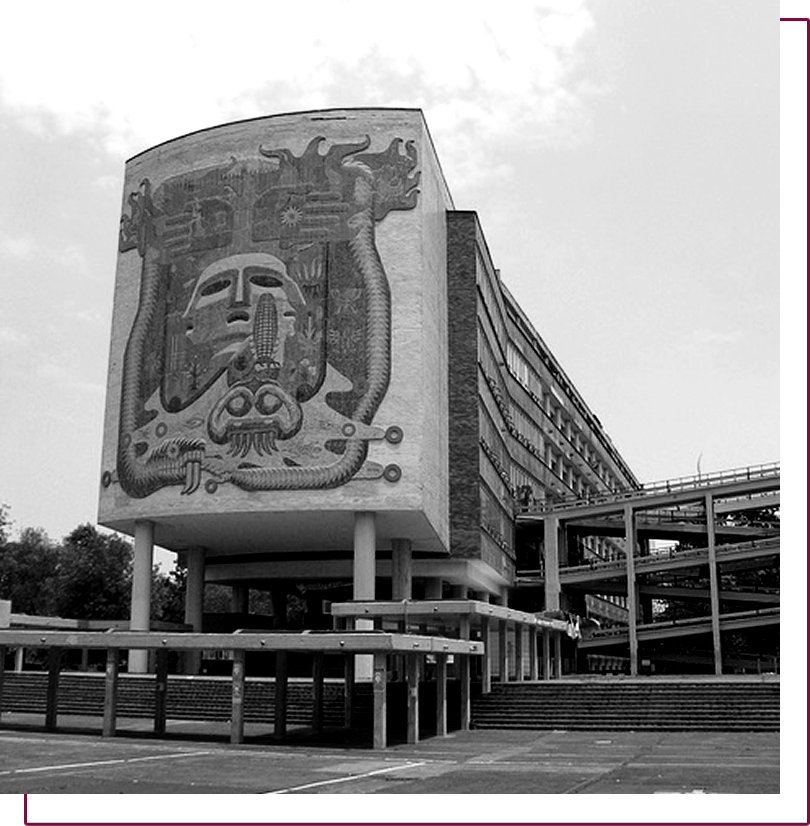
[109,136,419,498]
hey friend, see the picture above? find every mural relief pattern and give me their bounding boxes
[108,136,419,498]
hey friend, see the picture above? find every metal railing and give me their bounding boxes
[588,606,780,640]
[521,462,780,516]
[550,537,780,579]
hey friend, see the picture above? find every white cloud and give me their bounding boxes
[0,231,90,274]
[678,329,744,352]
[35,362,105,396]
[0,234,35,260]
[0,1,596,186]
[0,326,30,347]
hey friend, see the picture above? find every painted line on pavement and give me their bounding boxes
[266,761,428,794]
[0,750,213,776]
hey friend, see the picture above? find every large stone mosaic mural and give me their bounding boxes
[106,136,419,498]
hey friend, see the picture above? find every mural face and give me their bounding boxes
[111,136,419,498]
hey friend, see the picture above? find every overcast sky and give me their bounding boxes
[0,0,780,541]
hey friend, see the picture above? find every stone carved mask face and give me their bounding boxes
[178,252,307,456]
[182,252,299,360]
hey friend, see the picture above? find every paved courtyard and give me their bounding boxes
[0,713,779,795]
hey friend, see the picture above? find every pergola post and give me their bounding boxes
[406,652,420,744]
[554,633,563,679]
[154,648,169,735]
[542,629,551,680]
[459,616,471,730]
[498,620,509,682]
[230,649,246,745]
[312,652,325,735]
[274,651,288,738]
[515,625,525,681]
[372,651,387,750]
[435,652,448,737]
[102,648,119,738]
[45,647,62,731]
[481,616,492,693]
[343,654,355,727]
[529,626,539,680]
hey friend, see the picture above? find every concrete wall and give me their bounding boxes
[99,109,452,554]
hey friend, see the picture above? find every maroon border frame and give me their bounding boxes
[23,11,810,826]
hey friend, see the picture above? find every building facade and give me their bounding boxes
[98,109,638,664]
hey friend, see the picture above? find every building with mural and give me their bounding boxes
[100,109,779,681]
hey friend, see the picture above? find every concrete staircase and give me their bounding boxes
[471,680,779,732]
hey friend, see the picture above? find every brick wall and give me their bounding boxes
[446,213,481,559]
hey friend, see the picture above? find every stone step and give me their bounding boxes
[471,681,779,732]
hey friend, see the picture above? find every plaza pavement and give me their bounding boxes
[0,713,779,794]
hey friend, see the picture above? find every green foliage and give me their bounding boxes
[0,509,193,625]
[55,524,133,620]
[151,562,187,624]
[203,583,232,614]
[0,503,10,546]
[0,527,59,615]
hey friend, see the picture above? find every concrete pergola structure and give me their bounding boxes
[519,463,780,676]
[331,599,571,701]
[0,631,482,749]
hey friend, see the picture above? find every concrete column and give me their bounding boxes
[312,653,325,734]
[624,505,639,677]
[14,647,24,672]
[554,634,563,679]
[354,512,376,600]
[424,579,443,600]
[102,648,119,738]
[450,584,467,599]
[498,620,509,682]
[406,652,420,744]
[515,625,525,681]
[129,520,154,674]
[391,538,413,600]
[184,546,206,675]
[274,651,288,738]
[45,647,61,731]
[354,512,376,682]
[372,651,388,749]
[542,629,551,680]
[459,616,471,729]
[343,654,355,727]
[706,493,723,676]
[529,626,539,680]
[435,653,448,737]
[230,650,246,745]
[543,517,562,611]
[481,616,492,693]
[231,585,249,615]
[154,649,169,735]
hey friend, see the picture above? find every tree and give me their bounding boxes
[0,503,10,546]
[151,562,187,624]
[0,527,59,615]
[54,525,133,620]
